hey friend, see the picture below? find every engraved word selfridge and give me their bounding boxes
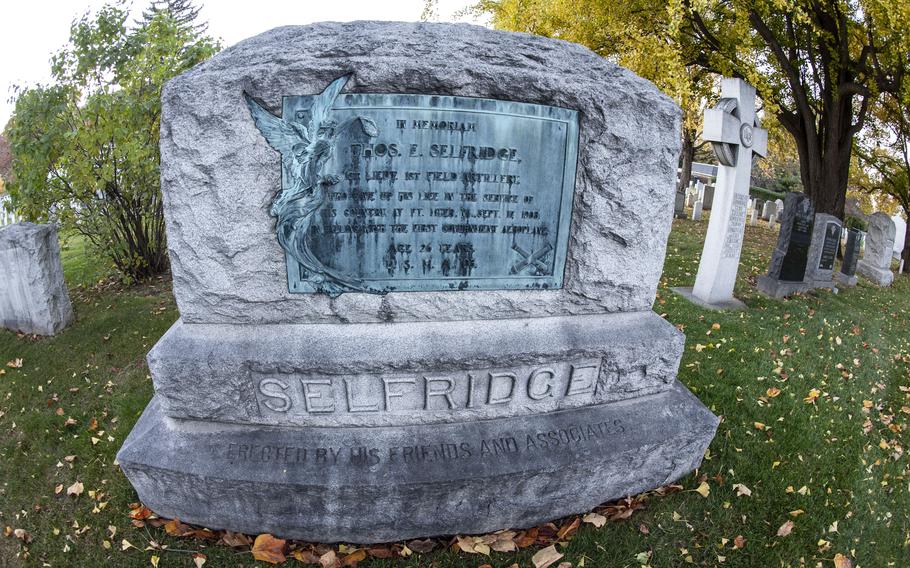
[246,75,579,296]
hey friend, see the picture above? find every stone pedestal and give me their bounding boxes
[0,223,73,335]
[119,313,718,542]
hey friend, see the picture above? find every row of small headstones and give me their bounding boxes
[679,179,784,224]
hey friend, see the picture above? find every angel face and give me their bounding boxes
[317,120,338,139]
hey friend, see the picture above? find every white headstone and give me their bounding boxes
[761,201,773,221]
[692,200,703,221]
[689,78,767,307]
[893,214,906,258]
[750,208,758,225]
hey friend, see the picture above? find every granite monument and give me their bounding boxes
[757,192,815,298]
[674,78,766,310]
[835,227,862,287]
[117,21,719,543]
[805,214,842,290]
[857,212,896,286]
[0,223,73,336]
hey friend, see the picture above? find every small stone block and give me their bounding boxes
[0,223,74,335]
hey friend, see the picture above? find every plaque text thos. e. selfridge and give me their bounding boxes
[247,78,579,296]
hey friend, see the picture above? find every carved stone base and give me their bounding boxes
[756,276,809,299]
[145,313,688,428]
[671,287,747,311]
[117,383,718,543]
[857,260,894,287]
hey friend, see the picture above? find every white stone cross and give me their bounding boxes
[690,78,767,307]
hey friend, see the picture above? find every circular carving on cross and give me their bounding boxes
[740,123,754,148]
[710,97,739,167]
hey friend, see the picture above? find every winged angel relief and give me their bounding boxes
[244,76,380,296]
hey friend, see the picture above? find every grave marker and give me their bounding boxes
[673,78,766,310]
[0,223,73,335]
[857,212,896,286]
[116,22,718,543]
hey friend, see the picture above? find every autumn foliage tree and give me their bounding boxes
[472,0,718,193]
[855,92,910,272]
[5,3,218,280]
[679,0,910,218]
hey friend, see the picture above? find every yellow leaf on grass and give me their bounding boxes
[776,520,794,537]
[582,512,607,527]
[67,481,84,497]
[150,555,159,567]
[804,389,820,403]
[754,422,766,430]
[192,554,207,568]
[833,553,853,568]
[695,481,710,497]
[766,387,781,398]
[251,533,286,565]
[122,539,136,551]
[532,545,564,568]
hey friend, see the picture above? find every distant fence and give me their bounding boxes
[0,194,20,227]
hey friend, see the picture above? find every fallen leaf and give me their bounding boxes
[67,481,84,497]
[150,555,160,567]
[319,549,340,568]
[365,547,394,559]
[219,530,252,548]
[129,506,153,521]
[192,553,207,568]
[695,481,710,497]
[582,512,607,527]
[733,535,745,549]
[833,553,853,568]
[766,387,781,398]
[342,548,367,566]
[122,539,136,551]
[805,389,821,403]
[556,517,581,540]
[532,544,564,568]
[252,533,286,564]
[407,539,436,553]
[732,483,752,497]
[292,549,322,563]
[776,520,794,537]
[6,359,23,368]
[12,528,32,543]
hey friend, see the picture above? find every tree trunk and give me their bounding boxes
[784,115,850,220]
[676,127,696,194]
[902,211,910,274]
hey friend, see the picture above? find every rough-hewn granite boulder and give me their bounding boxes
[160,21,681,325]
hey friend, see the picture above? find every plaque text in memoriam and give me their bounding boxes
[246,76,579,296]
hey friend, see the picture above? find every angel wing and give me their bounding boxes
[244,92,309,158]
[309,75,350,128]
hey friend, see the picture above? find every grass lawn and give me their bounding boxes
[1,219,908,567]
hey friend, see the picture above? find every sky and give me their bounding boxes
[0,0,480,128]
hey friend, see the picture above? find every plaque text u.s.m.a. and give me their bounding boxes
[246,76,579,296]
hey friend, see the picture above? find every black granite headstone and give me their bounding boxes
[815,222,838,270]
[840,229,862,276]
[778,195,815,281]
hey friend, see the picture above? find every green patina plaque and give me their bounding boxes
[246,76,579,296]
